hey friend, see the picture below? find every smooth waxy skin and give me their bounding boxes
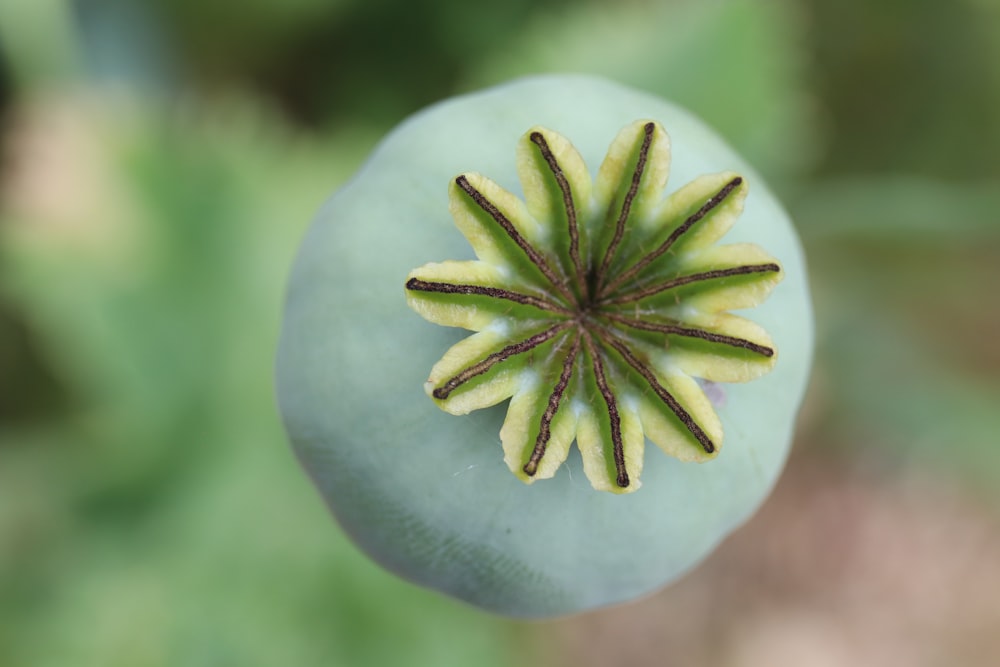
[276,75,813,617]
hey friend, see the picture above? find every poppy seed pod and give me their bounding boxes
[276,75,813,617]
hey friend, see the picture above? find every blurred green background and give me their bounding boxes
[1,0,999,665]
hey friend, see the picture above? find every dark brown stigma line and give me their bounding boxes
[598,330,716,454]
[596,122,655,295]
[405,278,573,315]
[529,132,587,298]
[604,312,775,357]
[600,176,743,299]
[431,322,573,400]
[602,263,781,307]
[523,331,582,477]
[582,331,629,488]
[455,175,575,304]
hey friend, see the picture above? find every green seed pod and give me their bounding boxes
[276,75,813,617]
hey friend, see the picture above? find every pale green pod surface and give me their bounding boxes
[276,75,813,617]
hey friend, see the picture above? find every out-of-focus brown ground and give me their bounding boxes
[547,444,1000,667]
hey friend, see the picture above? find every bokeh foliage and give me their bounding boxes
[1,0,998,665]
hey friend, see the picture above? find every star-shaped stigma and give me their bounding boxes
[405,120,782,493]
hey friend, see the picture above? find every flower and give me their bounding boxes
[277,75,813,616]
[405,120,782,493]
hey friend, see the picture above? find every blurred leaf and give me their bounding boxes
[815,307,1000,490]
[793,175,1000,241]
[73,0,176,92]
[806,206,1000,492]
[0,0,81,84]
[804,0,1000,179]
